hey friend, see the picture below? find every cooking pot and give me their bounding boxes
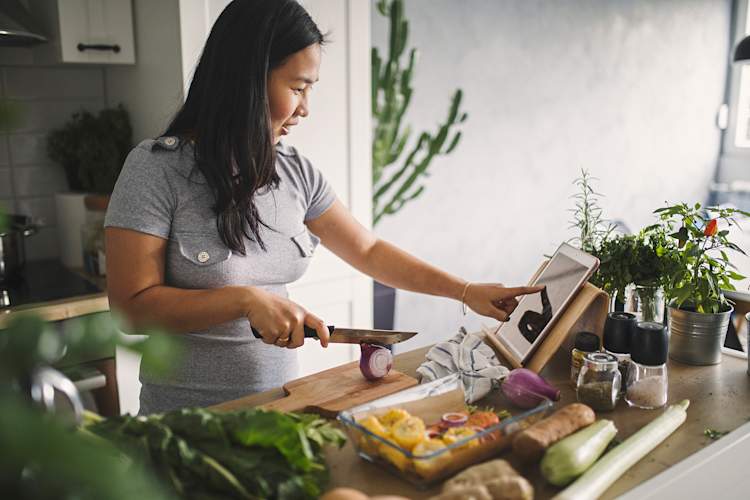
[0,214,39,283]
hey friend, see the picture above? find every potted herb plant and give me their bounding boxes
[46,104,132,268]
[567,170,680,321]
[47,104,132,200]
[591,228,680,322]
[655,203,749,365]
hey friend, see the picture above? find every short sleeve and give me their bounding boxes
[104,145,175,239]
[296,153,336,221]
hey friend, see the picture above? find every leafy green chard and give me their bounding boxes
[85,408,346,500]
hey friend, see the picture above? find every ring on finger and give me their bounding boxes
[275,336,290,345]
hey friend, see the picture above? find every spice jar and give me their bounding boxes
[576,352,621,411]
[603,312,635,393]
[626,321,669,409]
[570,331,600,385]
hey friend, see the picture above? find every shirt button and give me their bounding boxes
[164,137,176,146]
[197,251,210,263]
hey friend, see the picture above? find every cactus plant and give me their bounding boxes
[372,0,468,225]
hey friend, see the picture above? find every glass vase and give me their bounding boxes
[624,284,665,323]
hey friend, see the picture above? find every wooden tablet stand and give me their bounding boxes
[483,263,610,373]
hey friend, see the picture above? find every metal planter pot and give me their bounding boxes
[668,305,733,365]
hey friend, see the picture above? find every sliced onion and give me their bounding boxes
[359,343,393,381]
[441,412,468,428]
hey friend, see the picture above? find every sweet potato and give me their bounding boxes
[511,403,595,461]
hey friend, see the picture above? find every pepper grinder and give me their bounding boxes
[626,321,669,409]
[603,312,636,393]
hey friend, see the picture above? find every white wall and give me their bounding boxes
[104,0,183,142]
[371,0,732,351]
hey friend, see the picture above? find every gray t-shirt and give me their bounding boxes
[104,136,336,414]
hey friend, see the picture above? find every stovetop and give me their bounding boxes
[0,259,102,309]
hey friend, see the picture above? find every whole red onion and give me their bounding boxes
[501,368,560,408]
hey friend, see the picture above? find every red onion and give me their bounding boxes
[359,343,393,381]
[501,368,560,408]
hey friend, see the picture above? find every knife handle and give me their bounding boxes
[251,325,335,340]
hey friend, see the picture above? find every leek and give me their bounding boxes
[554,399,690,500]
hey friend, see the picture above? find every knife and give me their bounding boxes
[251,325,417,345]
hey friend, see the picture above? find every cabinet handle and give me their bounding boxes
[77,43,121,53]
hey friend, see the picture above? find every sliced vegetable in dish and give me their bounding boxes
[441,412,469,427]
[354,403,516,478]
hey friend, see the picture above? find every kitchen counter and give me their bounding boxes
[0,260,108,329]
[214,342,750,499]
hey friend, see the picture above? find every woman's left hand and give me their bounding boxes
[463,283,545,322]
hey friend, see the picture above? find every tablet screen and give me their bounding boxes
[499,250,593,360]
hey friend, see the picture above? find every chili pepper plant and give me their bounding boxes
[651,203,750,314]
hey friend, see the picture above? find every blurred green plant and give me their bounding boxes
[0,313,178,383]
[371,0,467,225]
[47,104,132,194]
[0,390,174,500]
[0,313,180,499]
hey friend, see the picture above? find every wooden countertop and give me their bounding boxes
[216,344,750,499]
[0,267,108,329]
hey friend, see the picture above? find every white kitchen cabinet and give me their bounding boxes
[51,0,135,64]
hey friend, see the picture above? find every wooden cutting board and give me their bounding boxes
[260,361,419,418]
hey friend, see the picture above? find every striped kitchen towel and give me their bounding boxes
[417,326,509,403]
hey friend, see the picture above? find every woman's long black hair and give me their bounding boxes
[164,0,324,254]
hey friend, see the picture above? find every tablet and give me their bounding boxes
[494,242,600,365]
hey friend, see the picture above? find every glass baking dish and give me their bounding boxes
[337,373,554,487]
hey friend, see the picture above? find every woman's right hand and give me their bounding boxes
[244,287,330,349]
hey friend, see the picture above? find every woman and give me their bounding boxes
[105,0,541,414]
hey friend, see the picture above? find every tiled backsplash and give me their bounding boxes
[1,65,106,260]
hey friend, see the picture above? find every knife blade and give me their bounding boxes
[251,325,417,345]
